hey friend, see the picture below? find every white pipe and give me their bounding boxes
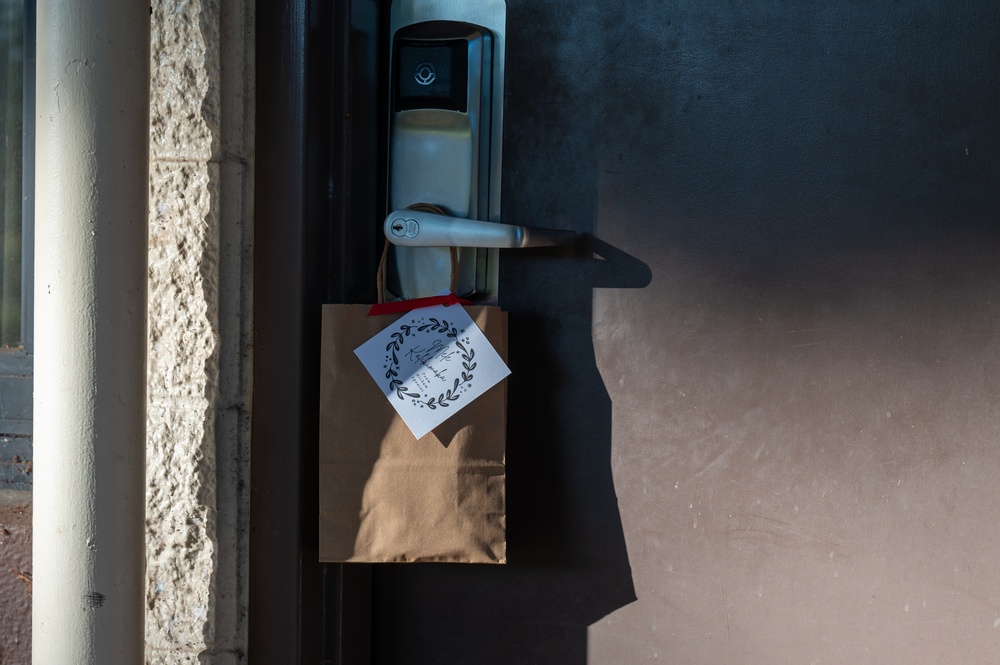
[32,0,150,662]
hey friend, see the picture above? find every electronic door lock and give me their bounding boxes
[385,209,577,248]
[385,1,510,301]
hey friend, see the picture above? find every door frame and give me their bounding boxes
[251,0,382,662]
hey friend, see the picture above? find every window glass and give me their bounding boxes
[0,0,22,349]
[0,0,29,487]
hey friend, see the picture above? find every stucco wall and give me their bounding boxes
[146,0,252,662]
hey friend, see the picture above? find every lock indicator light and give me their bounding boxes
[413,62,436,85]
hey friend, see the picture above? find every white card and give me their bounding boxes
[354,305,510,440]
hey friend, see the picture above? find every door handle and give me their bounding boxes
[384,209,577,248]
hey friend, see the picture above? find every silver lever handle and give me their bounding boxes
[384,209,577,248]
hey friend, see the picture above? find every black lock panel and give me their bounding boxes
[394,39,469,112]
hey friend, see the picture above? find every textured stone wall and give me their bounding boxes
[146,0,252,662]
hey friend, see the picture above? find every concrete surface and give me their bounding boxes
[0,491,31,665]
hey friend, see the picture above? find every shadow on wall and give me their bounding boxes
[343,0,998,662]
[365,0,654,650]
[367,236,651,665]
[362,4,664,665]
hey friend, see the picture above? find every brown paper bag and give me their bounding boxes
[319,304,507,563]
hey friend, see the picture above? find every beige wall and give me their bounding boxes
[146,0,252,662]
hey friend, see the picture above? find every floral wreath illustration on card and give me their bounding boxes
[383,317,476,410]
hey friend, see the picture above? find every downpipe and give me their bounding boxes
[32,0,150,662]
